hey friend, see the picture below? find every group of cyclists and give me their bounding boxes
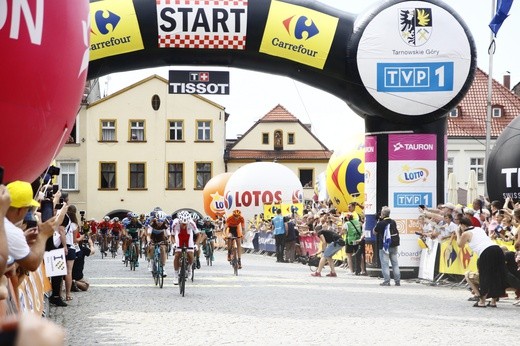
[83,207,245,283]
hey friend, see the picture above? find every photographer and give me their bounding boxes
[310,223,345,277]
[72,214,94,292]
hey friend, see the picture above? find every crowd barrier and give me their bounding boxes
[418,238,516,281]
[0,263,51,322]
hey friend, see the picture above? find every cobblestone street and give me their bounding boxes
[50,250,518,345]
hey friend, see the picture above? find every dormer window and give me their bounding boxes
[448,107,459,117]
[492,106,503,118]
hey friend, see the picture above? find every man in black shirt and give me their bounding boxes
[310,226,344,277]
[374,206,401,286]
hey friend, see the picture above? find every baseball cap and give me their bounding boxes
[6,181,40,208]
[441,202,456,210]
[464,208,476,215]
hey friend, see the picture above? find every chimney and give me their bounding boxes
[504,74,511,90]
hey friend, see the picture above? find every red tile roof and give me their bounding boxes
[448,68,520,138]
[226,104,332,161]
[259,104,300,122]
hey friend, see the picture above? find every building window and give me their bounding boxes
[448,108,459,117]
[151,94,161,111]
[100,162,116,189]
[168,120,184,141]
[288,133,295,145]
[196,120,212,141]
[470,158,485,182]
[167,163,184,189]
[262,133,269,145]
[492,106,503,118]
[299,169,313,188]
[67,122,78,144]
[130,120,145,141]
[195,162,212,189]
[129,163,146,189]
[58,162,77,191]
[447,157,454,176]
[100,120,116,141]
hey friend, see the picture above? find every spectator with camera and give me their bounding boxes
[5,181,57,275]
[62,205,80,302]
[310,221,345,277]
[344,213,363,275]
[72,222,95,292]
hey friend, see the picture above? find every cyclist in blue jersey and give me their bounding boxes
[147,214,170,276]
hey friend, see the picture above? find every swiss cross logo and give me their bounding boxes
[199,72,209,82]
[189,72,210,82]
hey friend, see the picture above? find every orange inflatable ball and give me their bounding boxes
[0,1,89,182]
[203,172,233,219]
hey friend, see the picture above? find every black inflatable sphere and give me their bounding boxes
[486,116,520,203]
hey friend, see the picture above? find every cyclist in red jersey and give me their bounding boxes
[226,209,245,269]
[97,216,112,256]
[110,217,123,255]
[171,211,197,283]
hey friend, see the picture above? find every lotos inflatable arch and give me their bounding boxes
[1,0,477,276]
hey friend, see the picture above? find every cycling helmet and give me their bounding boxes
[203,216,212,222]
[233,209,241,217]
[191,213,200,221]
[104,216,110,221]
[127,212,132,217]
[131,212,139,218]
[156,211,167,220]
[178,211,191,224]
[113,217,119,222]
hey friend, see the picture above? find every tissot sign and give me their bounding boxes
[168,71,230,94]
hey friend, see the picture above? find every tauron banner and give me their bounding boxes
[169,70,230,94]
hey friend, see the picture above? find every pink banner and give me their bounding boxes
[365,136,377,163]
[299,235,320,256]
[388,134,436,161]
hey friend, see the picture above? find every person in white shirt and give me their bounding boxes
[434,213,457,241]
[5,181,55,273]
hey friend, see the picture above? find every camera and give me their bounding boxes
[25,220,37,229]
[80,210,86,216]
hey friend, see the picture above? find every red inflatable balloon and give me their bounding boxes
[0,0,89,182]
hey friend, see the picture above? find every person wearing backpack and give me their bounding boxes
[374,206,401,286]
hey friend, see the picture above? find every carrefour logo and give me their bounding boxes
[89,0,144,61]
[283,16,319,40]
[398,165,429,183]
[92,10,121,35]
[260,0,338,69]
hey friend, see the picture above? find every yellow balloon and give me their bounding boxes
[326,145,365,212]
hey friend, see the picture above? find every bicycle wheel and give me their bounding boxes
[179,256,186,296]
[233,249,238,276]
[101,244,105,259]
[130,245,136,271]
[153,258,159,286]
[158,262,164,288]
[191,262,195,282]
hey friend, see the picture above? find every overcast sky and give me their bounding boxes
[99,0,519,152]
